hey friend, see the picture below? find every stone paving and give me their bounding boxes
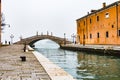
[0,44,51,80]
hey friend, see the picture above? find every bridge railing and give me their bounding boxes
[15,35,72,45]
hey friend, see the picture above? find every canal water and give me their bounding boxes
[34,39,120,80]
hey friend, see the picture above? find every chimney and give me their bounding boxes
[103,2,106,8]
[91,10,97,13]
[87,12,89,15]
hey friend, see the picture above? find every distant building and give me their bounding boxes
[76,1,120,45]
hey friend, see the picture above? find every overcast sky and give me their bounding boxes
[2,0,116,43]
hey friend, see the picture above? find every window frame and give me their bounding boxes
[97,32,100,38]
[112,25,114,28]
[105,12,109,18]
[90,34,92,39]
[118,30,120,36]
[84,21,85,26]
[97,16,99,22]
[90,18,92,24]
[106,31,109,38]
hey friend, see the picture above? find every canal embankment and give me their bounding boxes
[0,44,76,80]
[60,44,120,57]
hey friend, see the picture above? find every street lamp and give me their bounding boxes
[41,32,43,35]
[1,13,10,30]
[10,34,14,45]
[20,35,22,41]
[47,31,49,35]
[64,33,66,45]
[1,23,10,27]
[71,33,76,44]
[1,13,10,46]
[36,31,38,36]
[51,32,53,36]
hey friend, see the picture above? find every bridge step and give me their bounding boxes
[27,46,34,51]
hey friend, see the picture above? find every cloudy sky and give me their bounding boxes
[2,0,116,43]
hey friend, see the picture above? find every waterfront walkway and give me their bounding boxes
[62,44,120,50]
[0,44,76,80]
[0,44,51,80]
[60,44,120,56]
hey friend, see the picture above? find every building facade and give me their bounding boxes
[76,1,120,45]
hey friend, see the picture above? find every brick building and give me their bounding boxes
[76,1,120,45]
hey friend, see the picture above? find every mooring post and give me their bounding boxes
[23,42,26,52]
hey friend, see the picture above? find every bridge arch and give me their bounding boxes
[15,35,72,46]
[33,39,60,48]
[28,38,61,47]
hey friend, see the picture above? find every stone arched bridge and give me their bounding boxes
[15,35,72,46]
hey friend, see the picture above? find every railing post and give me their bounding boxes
[64,33,66,45]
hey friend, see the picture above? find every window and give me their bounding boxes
[105,12,109,18]
[84,35,85,39]
[112,25,114,28]
[97,32,100,38]
[106,31,109,38]
[97,16,99,21]
[119,30,120,36]
[84,21,85,26]
[90,34,92,39]
[90,18,92,24]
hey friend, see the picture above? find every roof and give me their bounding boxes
[76,1,120,21]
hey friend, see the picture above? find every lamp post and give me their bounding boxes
[64,33,66,45]
[47,31,49,35]
[51,32,53,36]
[1,24,10,29]
[10,34,14,45]
[36,31,38,36]
[1,12,10,46]
[1,24,10,46]
[20,35,22,41]
[41,32,43,35]
[71,33,76,44]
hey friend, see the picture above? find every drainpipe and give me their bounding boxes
[86,13,89,42]
[116,2,118,37]
[83,29,85,46]
[86,17,88,39]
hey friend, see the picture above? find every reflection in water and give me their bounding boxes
[77,52,120,80]
[34,39,120,80]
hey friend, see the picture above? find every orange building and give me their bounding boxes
[76,1,120,45]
